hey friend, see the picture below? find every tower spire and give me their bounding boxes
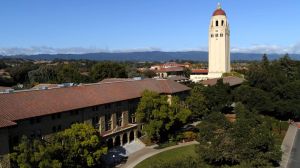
[217,2,221,9]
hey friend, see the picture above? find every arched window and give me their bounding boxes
[215,34,218,37]
[222,20,224,26]
[216,20,219,26]
[220,33,223,37]
[211,34,214,38]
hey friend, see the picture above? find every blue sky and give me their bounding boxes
[0,0,299,55]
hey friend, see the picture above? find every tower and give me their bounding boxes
[208,3,230,78]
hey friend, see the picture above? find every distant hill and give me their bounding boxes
[2,51,300,62]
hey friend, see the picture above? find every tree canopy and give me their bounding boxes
[197,103,282,167]
[136,90,191,142]
[90,62,127,81]
[10,123,107,168]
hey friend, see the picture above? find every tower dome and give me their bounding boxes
[212,3,226,16]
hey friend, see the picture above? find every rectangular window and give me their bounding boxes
[52,126,57,133]
[220,33,223,37]
[116,112,122,127]
[105,114,112,131]
[211,34,214,38]
[116,101,122,107]
[52,113,61,120]
[92,106,99,111]
[36,117,41,123]
[30,117,42,124]
[215,34,219,37]
[105,104,111,109]
[92,116,99,127]
[70,110,79,115]
[30,118,35,125]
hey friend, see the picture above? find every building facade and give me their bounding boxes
[0,79,190,167]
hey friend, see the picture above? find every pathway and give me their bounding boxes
[119,141,199,168]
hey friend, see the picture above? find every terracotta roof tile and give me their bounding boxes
[0,79,190,128]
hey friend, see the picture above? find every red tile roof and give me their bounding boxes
[0,79,190,128]
[0,118,16,128]
[191,69,208,74]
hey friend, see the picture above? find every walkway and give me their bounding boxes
[120,141,199,168]
[287,128,300,168]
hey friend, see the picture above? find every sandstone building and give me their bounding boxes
[0,78,190,167]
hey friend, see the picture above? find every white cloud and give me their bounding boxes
[0,43,299,56]
[231,43,300,54]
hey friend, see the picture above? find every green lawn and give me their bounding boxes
[134,144,198,168]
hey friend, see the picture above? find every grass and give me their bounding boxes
[153,141,177,149]
[134,144,198,168]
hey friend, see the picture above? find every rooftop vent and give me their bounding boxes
[40,86,48,90]
[133,77,143,80]
[58,83,75,88]
[4,89,14,93]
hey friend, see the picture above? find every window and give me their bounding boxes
[52,126,57,133]
[211,34,214,38]
[36,130,41,138]
[116,101,122,107]
[52,113,61,120]
[116,112,122,127]
[70,110,79,115]
[57,125,61,131]
[216,20,219,26]
[215,34,219,37]
[92,106,99,111]
[92,116,99,127]
[30,118,35,125]
[52,125,62,133]
[222,20,224,26]
[36,117,41,123]
[220,33,223,37]
[105,114,112,131]
[105,104,111,109]
[30,117,42,124]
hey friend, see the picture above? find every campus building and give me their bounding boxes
[0,78,190,167]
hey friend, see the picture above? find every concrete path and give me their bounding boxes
[119,141,199,168]
[281,123,299,168]
[287,128,300,168]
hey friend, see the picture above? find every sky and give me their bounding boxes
[0,0,299,55]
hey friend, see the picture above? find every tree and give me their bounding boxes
[8,63,38,84]
[90,62,127,81]
[183,67,191,78]
[203,79,232,112]
[10,123,107,168]
[142,69,156,78]
[28,65,58,84]
[186,84,209,120]
[196,103,282,167]
[233,85,274,114]
[136,90,191,142]
[57,64,82,83]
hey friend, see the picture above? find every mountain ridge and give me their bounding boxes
[1,51,299,61]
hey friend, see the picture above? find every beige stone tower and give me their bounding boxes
[208,3,230,78]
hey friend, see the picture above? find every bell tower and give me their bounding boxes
[208,3,230,78]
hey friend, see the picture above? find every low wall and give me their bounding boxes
[280,123,298,168]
